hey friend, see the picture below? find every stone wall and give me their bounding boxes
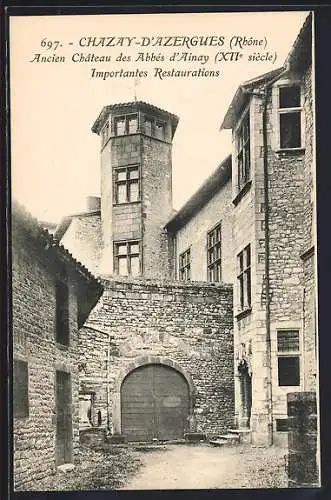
[12,223,80,490]
[302,66,314,253]
[141,135,173,279]
[300,64,317,394]
[61,214,102,277]
[174,178,233,283]
[79,277,234,438]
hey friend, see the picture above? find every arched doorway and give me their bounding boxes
[121,363,190,441]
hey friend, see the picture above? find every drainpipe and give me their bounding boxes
[106,333,111,432]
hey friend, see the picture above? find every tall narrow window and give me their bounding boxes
[114,241,140,277]
[13,359,29,418]
[236,112,250,190]
[101,121,109,147]
[237,245,251,311]
[277,329,300,386]
[128,114,138,134]
[279,85,302,149]
[114,166,140,204]
[207,223,222,282]
[56,276,69,345]
[114,116,126,136]
[179,248,191,281]
[144,118,153,136]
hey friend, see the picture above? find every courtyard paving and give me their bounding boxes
[25,442,288,491]
[121,443,288,490]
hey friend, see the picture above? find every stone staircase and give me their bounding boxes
[209,428,251,447]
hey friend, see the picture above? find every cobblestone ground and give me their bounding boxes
[25,443,288,491]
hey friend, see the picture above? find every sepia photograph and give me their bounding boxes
[9,9,319,491]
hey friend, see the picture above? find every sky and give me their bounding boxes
[9,10,310,223]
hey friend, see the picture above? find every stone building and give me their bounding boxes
[56,99,235,442]
[12,202,103,489]
[55,14,316,447]
[220,13,316,446]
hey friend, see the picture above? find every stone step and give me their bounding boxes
[226,428,252,444]
[219,434,240,441]
[209,439,228,447]
[227,428,251,434]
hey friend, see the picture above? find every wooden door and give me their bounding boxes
[121,364,189,442]
[56,371,72,465]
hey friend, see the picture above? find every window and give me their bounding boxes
[114,241,140,277]
[114,166,140,204]
[155,121,165,140]
[277,329,300,386]
[143,117,167,141]
[13,360,29,418]
[276,419,289,432]
[237,245,251,311]
[56,278,69,345]
[236,112,250,190]
[207,223,222,282]
[179,248,191,281]
[101,121,109,147]
[114,114,138,136]
[144,118,153,136]
[278,85,302,149]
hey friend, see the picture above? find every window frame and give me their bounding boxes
[237,244,251,313]
[235,109,251,192]
[276,82,304,151]
[207,222,222,282]
[143,115,167,141]
[113,113,138,136]
[179,247,191,281]
[101,120,110,147]
[276,329,301,387]
[114,240,141,277]
[13,359,29,419]
[114,165,140,204]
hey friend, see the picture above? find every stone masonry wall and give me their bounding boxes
[61,214,102,277]
[175,178,233,283]
[231,102,257,435]
[100,136,114,273]
[266,77,306,430]
[301,65,317,393]
[141,135,173,279]
[79,277,234,438]
[12,224,80,491]
[302,66,314,252]
[231,76,312,444]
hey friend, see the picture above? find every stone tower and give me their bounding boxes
[92,101,179,278]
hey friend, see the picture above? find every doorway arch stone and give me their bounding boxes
[111,355,196,435]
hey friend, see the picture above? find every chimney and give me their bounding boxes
[86,196,101,212]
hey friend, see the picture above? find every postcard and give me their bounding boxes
[9,9,319,492]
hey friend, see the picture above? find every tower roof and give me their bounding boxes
[91,101,179,137]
